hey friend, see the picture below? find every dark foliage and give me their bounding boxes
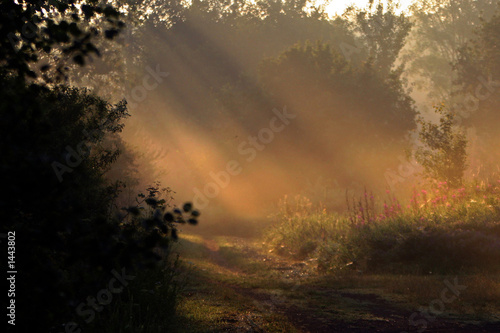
[0,0,124,82]
[0,74,198,330]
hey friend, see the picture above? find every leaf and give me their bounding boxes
[73,54,84,65]
[183,202,193,212]
[171,229,178,240]
[68,22,81,37]
[159,224,168,234]
[164,213,174,222]
[81,5,94,19]
[105,29,118,39]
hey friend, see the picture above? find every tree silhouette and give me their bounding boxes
[0,0,123,82]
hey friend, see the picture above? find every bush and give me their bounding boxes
[0,76,198,331]
[415,105,468,187]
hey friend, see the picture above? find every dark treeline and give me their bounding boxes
[1,1,197,331]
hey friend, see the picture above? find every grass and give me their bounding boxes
[89,181,500,331]
[167,234,299,332]
[84,256,184,333]
[171,232,500,331]
[265,182,500,274]
[313,272,500,317]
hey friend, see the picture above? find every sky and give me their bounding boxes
[324,0,415,16]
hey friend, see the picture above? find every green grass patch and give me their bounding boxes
[266,182,500,274]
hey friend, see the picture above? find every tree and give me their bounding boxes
[0,0,124,82]
[415,105,468,187]
[454,12,500,180]
[455,13,500,130]
[0,2,197,331]
[348,0,412,76]
[216,41,417,191]
[258,41,416,139]
[402,0,498,101]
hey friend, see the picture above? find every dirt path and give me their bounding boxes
[176,235,500,332]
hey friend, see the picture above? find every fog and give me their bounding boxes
[73,0,500,230]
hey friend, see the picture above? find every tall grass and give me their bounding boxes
[266,182,500,274]
[266,195,348,259]
[86,255,186,333]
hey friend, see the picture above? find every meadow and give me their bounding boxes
[150,181,500,332]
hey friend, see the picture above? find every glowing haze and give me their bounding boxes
[324,0,415,16]
[116,0,421,228]
[111,0,488,232]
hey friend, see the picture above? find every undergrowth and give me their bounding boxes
[266,182,500,274]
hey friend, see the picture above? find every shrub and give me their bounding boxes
[415,105,468,187]
[0,76,198,331]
